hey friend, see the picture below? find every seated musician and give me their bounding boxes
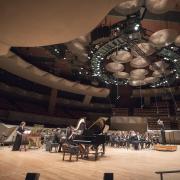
[110,133,116,147]
[121,131,126,147]
[58,129,67,152]
[114,133,120,147]
[139,133,145,149]
[125,131,130,148]
[12,121,26,151]
[52,129,60,143]
[65,118,86,153]
[144,133,152,148]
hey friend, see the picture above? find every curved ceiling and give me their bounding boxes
[0,0,124,54]
[0,52,110,97]
[0,0,179,98]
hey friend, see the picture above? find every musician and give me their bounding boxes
[52,129,60,143]
[157,119,166,144]
[12,121,26,151]
[130,131,139,150]
[144,133,151,148]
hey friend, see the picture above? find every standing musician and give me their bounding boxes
[130,131,139,150]
[12,121,26,151]
[157,119,166,144]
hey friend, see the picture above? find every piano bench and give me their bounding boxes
[62,144,79,161]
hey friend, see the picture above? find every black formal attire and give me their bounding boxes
[130,135,139,150]
[160,124,166,145]
[158,120,166,145]
[12,126,25,151]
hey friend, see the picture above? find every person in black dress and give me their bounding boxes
[12,121,26,151]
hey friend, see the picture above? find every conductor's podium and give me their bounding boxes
[154,144,177,152]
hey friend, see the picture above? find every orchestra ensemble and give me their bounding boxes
[11,118,162,159]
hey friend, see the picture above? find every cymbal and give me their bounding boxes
[113,71,129,79]
[146,0,176,14]
[149,29,178,48]
[105,62,124,73]
[131,42,155,57]
[175,35,180,47]
[114,0,143,15]
[130,56,149,68]
[111,50,132,63]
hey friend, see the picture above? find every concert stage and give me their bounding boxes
[0,146,180,180]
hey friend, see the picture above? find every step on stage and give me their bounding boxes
[154,144,177,152]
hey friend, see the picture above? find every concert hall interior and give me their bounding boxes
[0,0,180,180]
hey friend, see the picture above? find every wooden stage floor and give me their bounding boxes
[0,146,180,180]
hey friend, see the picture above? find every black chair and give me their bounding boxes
[49,142,59,152]
[25,173,40,180]
[62,143,79,161]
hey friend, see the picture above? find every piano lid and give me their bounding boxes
[87,117,109,135]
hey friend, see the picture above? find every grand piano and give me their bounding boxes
[72,117,109,160]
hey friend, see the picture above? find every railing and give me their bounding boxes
[155,170,180,180]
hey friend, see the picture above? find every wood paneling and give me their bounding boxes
[1,147,180,180]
